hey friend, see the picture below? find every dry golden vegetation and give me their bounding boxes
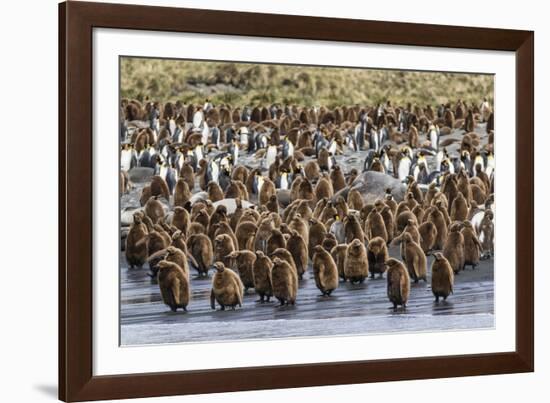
[121,57,494,108]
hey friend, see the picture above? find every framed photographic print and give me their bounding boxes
[59,1,534,401]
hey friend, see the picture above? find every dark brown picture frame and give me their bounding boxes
[59,1,534,401]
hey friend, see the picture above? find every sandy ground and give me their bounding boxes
[120,123,494,346]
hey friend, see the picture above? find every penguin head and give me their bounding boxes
[213,262,225,272]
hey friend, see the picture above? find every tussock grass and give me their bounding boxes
[121,57,494,108]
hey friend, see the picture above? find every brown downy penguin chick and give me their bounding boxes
[207,205,228,242]
[290,175,303,202]
[171,206,190,235]
[367,236,389,278]
[270,248,298,277]
[164,245,189,279]
[187,222,206,236]
[235,220,257,251]
[334,196,349,220]
[229,198,245,231]
[253,251,273,302]
[330,165,346,192]
[214,234,235,268]
[385,258,410,311]
[411,205,425,224]
[227,250,256,292]
[231,165,249,184]
[347,188,365,211]
[308,218,327,259]
[418,221,438,253]
[346,168,359,186]
[145,196,166,224]
[197,159,209,191]
[402,219,421,245]
[271,257,298,306]
[379,205,395,242]
[450,191,468,222]
[265,194,279,214]
[426,207,448,250]
[287,230,308,280]
[430,252,454,302]
[314,175,334,200]
[224,180,243,199]
[210,262,244,310]
[457,169,472,206]
[384,188,398,217]
[140,185,152,207]
[207,181,224,202]
[322,233,338,252]
[443,222,465,274]
[344,239,369,283]
[187,233,214,277]
[319,201,338,225]
[297,177,316,205]
[289,214,309,248]
[343,214,365,243]
[318,148,331,171]
[179,162,195,191]
[365,207,388,242]
[312,245,339,296]
[312,197,328,219]
[266,228,286,256]
[331,244,348,281]
[126,213,149,268]
[150,175,171,200]
[470,184,487,206]
[213,221,238,251]
[461,221,482,269]
[304,160,321,181]
[395,209,417,236]
[171,230,187,253]
[259,177,277,206]
[424,183,438,207]
[147,230,170,257]
[406,179,423,205]
[174,178,192,207]
[157,261,190,312]
[192,208,210,232]
[254,217,275,253]
[401,232,427,283]
[479,210,494,258]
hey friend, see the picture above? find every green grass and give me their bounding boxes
[121,57,494,109]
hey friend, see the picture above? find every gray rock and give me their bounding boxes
[128,167,155,183]
[334,171,406,204]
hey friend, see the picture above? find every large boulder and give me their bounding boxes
[334,171,406,204]
[128,167,154,183]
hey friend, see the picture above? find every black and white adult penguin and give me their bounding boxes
[228,138,239,166]
[411,151,430,183]
[435,147,449,172]
[120,143,137,172]
[241,106,252,122]
[148,102,160,135]
[440,157,455,175]
[275,169,292,190]
[200,119,210,146]
[369,127,384,152]
[189,143,204,171]
[210,124,221,149]
[138,144,156,169]
[459,150,472,173]
[203,98,213,113]
[363,150,379,172]
[379,145,391,173]
[472,152,485,175]
[254,131,269,152]
[397,147,413,181]
[252,171,265,195]
[165,162,178,194]
[171,121,185,144]
[237,126,249,148]
[427,123,439,151]
[205,158,220,185]
[192,105,204,129]
[282,137,294,160]
[314,132,329,157]
[485,150,495,178]
[264,144,278,169]
[170,147,185,173]
[398,108,409,132]
[327,138,338,156]
[225,125,236,144]
[354,117,366,150]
